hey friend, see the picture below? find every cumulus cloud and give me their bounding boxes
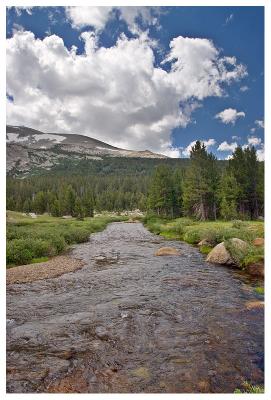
[215,108,245,125]
[182,138,216,157]
[6,30,247,157]
[217,141,238,152]
[247,136,262,146]
[65,6,114,31]
[65,6,161,34]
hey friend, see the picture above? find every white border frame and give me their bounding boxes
[1,1,270,399]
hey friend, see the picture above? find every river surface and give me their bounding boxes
[6,222,264,393]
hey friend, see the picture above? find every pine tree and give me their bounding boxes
[219,172,238,220]
[183,141,218,220]
[148,165,177,217]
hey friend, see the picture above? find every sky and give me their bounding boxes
[6,6,264,160]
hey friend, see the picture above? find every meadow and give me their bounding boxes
[6,211,127,267]
[144,215,264,269]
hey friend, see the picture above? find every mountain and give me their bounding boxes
[6,125,167,175]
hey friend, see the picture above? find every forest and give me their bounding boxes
[7,142,264,221]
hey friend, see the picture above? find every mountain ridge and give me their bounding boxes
[6,125,167,175]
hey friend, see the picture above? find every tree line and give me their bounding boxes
[6,142,263,220]
[148,141,263,220]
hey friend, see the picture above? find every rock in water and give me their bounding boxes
[155,247,181,256]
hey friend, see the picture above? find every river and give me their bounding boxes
[6,222,264,393]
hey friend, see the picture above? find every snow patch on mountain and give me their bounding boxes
[33,134,66,143]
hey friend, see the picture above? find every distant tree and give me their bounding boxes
[148,165,177,217]
[183,141,219,220]
[219,172,238,220]
[74,197,84,219]
[64,185,76,216]
[33,191,47,214]
[229,145,261,219]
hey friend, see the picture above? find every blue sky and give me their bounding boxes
[6,6,264,159]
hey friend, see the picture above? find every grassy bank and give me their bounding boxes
[6,211,127,267]
[143,215,264,269]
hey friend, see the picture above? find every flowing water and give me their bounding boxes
[6,222,264,393]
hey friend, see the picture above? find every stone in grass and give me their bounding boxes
[206,238,248,266]
[253,237,264,247]
[155,247,181,256]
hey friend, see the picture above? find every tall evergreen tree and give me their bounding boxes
[183,141,219,220]
[148,165,177,217]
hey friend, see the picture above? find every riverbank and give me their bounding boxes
[143,216,264,275]
[7,221,264,393]
[6,211,128,267]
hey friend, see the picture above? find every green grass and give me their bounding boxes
[234,381,264,393]
[144,215,264,268]
[30,257,50,264]
[255,286,264,295]
[6,211,127,266]
[199,245,213,255]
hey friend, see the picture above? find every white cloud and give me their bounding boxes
[217,141,238,152]
[247,136,262,146]
[255,119,264,129]
[11,7,33,16]
[250,127,256,133]
[256,148,264,161]
[225,14,234,25]
[65,6,114,31]
[240,85,249,92]
[215,108,245,125]
[65,6,161,34]
[6,30,247,157]
[232,135,240,140]
[182,138,216,157]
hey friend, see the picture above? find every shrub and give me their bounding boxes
[232,220,246,229]
[6,239,33,265]
[183,230,201,244]
[61,228,90,244]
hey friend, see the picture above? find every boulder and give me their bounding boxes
[206,242,233,265]
[253,237,264,247]
[206,238,249,266]
[246,262,264,278]
[155,247,181,256]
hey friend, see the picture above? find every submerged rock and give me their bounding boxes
[155,247,181,256]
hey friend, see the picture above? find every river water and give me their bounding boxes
[6,222,264,393]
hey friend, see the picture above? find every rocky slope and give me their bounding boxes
[6,125,167,175]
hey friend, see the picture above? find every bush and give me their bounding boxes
[7,239,33,265]
[183,230,201,244]
[6,238,55,265]
[232,220,246,229]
